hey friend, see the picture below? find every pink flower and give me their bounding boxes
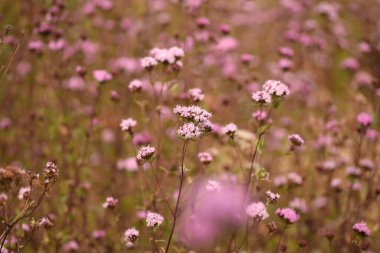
[279,47,294,58]
[289,198,308,213]
[356,112,372,128]
[353,221,370,237]
[102,197,118,209]
[146,211,164,227]
[48,39,65,51]
[66,76,85,91]
[287,172,303,185]
[266,191,280,203]
[222,123,237,138]
[177,123,202,140]
[188,88,205,102]
[136,145,155,162]
[263,80,290,97]
[120,118,137,132]
[63,240,79,252]
[276,208,299,224]
[124,228,139,243]
[252,91,272,104]
[128,79,142,92]
[288,134,305,148]
[117,158,138,172]
[92,230,106,239]
[198,152,213,165]
[18,187,31,200]
[341,57,359,71]
[240,54,254,64]
[93,70,112,83]
[278,58,293,71]
[246,202,269,221]
[252,110,268,122]
[141,57,158,69]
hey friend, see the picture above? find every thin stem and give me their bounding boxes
[233,143,247,178]
[165,141,188,253]
[149,162,175,217]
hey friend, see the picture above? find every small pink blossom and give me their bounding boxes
[276,208,299,224]
[93,70,112,83]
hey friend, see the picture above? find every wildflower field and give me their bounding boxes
[0,0,379,252]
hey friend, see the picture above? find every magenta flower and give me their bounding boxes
[93,70,112,83]
[356,112,372,128]
[353,221,370,237]
[276,208,299,224]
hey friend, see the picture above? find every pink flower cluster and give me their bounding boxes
[353,221,370,237]
[93,69,112,83]
[146,211,164,227]
[262,80,290,97]
[198,152,213,165]
[136,145,155,162]
[174,105,213,139]
[246,202,269,221]
[124,227,139,247]
[102,196,118,209]
[188,88,205,102]
[120,118,137,132]
[141,46,184,69]
[276,207,299,224]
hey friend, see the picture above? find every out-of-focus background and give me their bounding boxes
[0,0,379,252]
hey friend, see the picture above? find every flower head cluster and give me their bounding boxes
[266,190,280,203]
[198,152,213,165]
[141,46,184,70]
[146,211,164,227]
[276,208,299,224]
[174,105,213,140]
[128,79,142,92]
[173,105,212,126]
[93,70,112,83]
[150,47,184,63]
[18,187,31,200]
[205,180,221,192]
[188,88,205,102]
[177,122,202,140]
[120,118,137,133]
[140,57,158,69]
[263,80,290,97]
[124,227,139,245]
[359,159,374,171]
[252,90,272,104]
[102,196,118,209]
[287,172,303,185]
[353,221,371,237]
[39,216,54,229]
[92,230,106,240]
[346,166,361,177]
[222,123,237,138]
[246,202,269,221]
[356,112,372,128]
[136,145,155,163]
[44,161,59,185]
[289,198,308,213]
[252,110,268,122]
[288,134,305,149]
